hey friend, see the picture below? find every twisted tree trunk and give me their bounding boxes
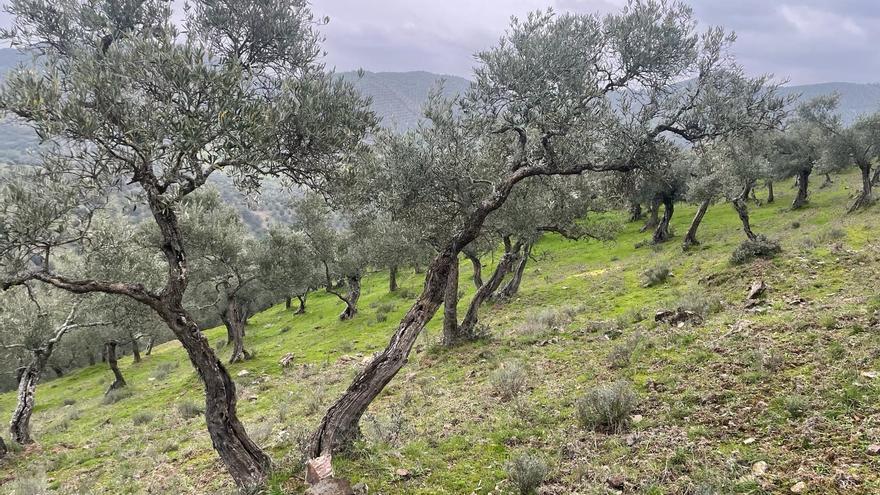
[285,297,292,310]
[849,162,874,213]
[820,173,833,189]
[732,189,758,241]
[442,258,460,346]
[641,197,660,232]
[389,265,398,292]
[51,365,64,378]
[496,242,531,300]
[652,196,675,243]
[145,335,155,356]
[462,250,483,289]
[792,168,811,209]
[130,331,141,364]
[0,435,7,459]
[222,299,252,364]
[628,201,642,222]
[104,341,127,394]
[338,275,361,320]
[457,248,519,339]
[766,180,774,204]
[682,199,710,250]
[295,294,307,315]
[10,356,43,445]
[872,167,880,186]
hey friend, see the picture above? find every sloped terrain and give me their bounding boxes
[1,172,879,494]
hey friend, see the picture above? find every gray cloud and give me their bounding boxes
[312,0,880,84]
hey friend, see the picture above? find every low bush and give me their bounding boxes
[506,452,548,495]
[575,380,638,433]
[177,401,204,420]
[491,361,529,402]
[102,387,134,405]
[132,411,154,425]
[730,235,781,265]
[641,264,671,287]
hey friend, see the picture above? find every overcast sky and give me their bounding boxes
[310,0,880,85]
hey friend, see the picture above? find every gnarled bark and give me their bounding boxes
[820,173,833,189]
[441,258,460,345]
[682,199,710,250]
[337,275,361,320]
[462,250,483,289]
[145,335,155,356]
[285,297,292,310]
[457,247,520,339]
[652,196,675,243]
[872,167,880,186]
[0,435,7,458]
[222,299,252,364]
[130,331,141,364]
[496,242,531,300]
[792,168,811,209]
[766,180,774,204]
[295,294,307,315]
[732,188,758,241]
[641,197,661,232]
[848,162,874,213]
[104,341,127,394]
[10,358,42,444]
[628,201,643,222]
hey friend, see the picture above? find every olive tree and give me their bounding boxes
[308,1,772,462]
[0,288,108,445]
[770,96,841,210]
[0,0,374,488]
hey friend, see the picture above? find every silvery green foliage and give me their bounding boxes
[771,96,842,181]
[0,0,375,281]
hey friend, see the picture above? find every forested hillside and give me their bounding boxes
[2,173,879,494]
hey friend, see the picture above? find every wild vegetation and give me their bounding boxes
[0,0,878,494]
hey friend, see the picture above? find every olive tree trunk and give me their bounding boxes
[792,168,811,209]
[222,299,252,364]
[145,335,155,356]
[295,293,307,315]
[872,166,880,186]
[456,248,520,339]
[285,297,292,310]
[732,189,759,241]
[462,250,483,289]
[389,266,398,292]
[628,201,642,222]
[104,341,127,394]
[496,242,531,300]
[641,197,661,232]
[0,435,7,459]
[766,180,774,203]
[652,196,675,243]
[682,199,710,250]
[849,162,874,213]
[130,331,141,364]
[442,258,460,345]
[338,275,361,320]
[10,355,44,445]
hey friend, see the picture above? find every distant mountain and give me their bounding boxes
[340,70,471,132]
[777,82,880,125]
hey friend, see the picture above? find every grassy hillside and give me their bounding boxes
[1,171,880,494]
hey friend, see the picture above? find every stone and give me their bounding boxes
[304,478,354,495]
[867,444,880,456]
[236,370,250,377]
[747,280,767,300]
[351,482,368,495]
[306,455,334,485]
[606,475,625,490]
[279,353,295,368]
[247,395,258,402]
[395,468,410,478]
[654,308,703,326]
[790,481,806,493]
[751,461,768,476]
[743,437,756,445]
[860,371,879,380]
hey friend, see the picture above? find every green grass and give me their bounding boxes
[2,171,880,494]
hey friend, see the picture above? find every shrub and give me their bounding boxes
[304,385,327,415]
[641,264,671,287]
[518,306,577,337]
[607,332,645,369]
[675,291,722,318]
[152,361,178,381]
[783,395,809,419]
[62,398,76,406]
[816,227,846,244]
[491,361,528,402]
[102,387,134,405]
[363,394,412,446]
[730,235,781,265]
[7,471,47,495]
[505,452,548,495]
[791,221,801,229]
[177,401,204,420]
[575,380,638,433]
[133,411,154,425]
